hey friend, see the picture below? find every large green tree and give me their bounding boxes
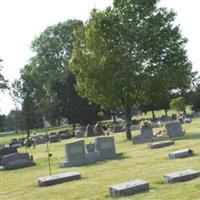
[30,20,100,126]
[12,64,44,136]
[70,0,193,140]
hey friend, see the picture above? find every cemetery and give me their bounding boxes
[0,0,200,199]
[1,116,200,199]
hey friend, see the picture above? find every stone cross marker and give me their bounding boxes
[164,121,184,137]
[3,153,35,170]
[109,179,149,198]
[60,140,86,167]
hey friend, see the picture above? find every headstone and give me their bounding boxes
[34,135,46,145]
[140,126,153,136]
[3,153,35,170]
[164,169,200,183]
[168,149,193,159]
[112,125,125,133]
[58,131,71,140]
[132,134,153,144]
[94,122,104,135]
[148,140,174,149]
[164,121,184,138]
[95,136,116,159]
[75,129,85,138]
[38,172,81,186]
[59,140,86,167]
[0,146,17,157]
[86,124,95,137]
[49,135,60,143]
[10,143,22,148]
[109,179,149,198]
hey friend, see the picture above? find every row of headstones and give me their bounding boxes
[132,120,184,144]
[0,136,121,170]
[1,138,192,170]
[60,136,122,167]
[6,131,72,149]
[37,169,200,198]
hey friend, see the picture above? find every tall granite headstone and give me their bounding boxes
[60,140,86,167]
[164,121,184,137]
[95,136,116,159]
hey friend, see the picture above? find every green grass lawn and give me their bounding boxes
[1,118,200,200]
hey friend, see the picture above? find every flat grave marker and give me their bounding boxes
[148,140,174,149]
[109,179,149,198]
[168,149,193,159]
[38,172,81,186]
[164,169,200,183]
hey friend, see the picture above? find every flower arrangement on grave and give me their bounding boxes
[140,120,152,128]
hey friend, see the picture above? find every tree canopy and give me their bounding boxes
[70,0,193,139]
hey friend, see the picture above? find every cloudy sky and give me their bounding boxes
[0,0,199,115]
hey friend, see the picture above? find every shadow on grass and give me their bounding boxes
[153,132,200,142]
[68,153,130,168]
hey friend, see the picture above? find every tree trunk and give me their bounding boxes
[152,110,155,119]
[124,105,132,140]
[26,129,30,138]
[165,109,168,116]
[183,107,187,115]
[112,112,117,124]
[72,123,76,132]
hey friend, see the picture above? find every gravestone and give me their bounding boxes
[109,179,149,198]
[132,134,153,144]
[34,135,46,145]
[148,140,174,149]
[164,121,184,137]
[59,140,86,167]
[94,122,104,135]
[164,169,200,183]
[38,172,81,186]
[168,149,193,159]
[140,126,153,136]
[86,124,95,137]
[112,125,125,133]
[0,147,17,157]
[3,153,35,170]
[95,136,116,159]
[75,129,85,138]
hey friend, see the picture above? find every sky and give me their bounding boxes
[0,0,200,115]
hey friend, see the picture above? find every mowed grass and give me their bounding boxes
[1,118,200,200]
